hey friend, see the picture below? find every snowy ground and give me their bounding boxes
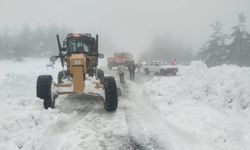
[0,58,250,150]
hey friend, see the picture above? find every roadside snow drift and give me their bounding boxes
[140,61,250,150]
[0,59,128,150]
[0,59,250,150]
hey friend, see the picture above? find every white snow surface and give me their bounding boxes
[0,58,250,150]
[140,62,250,150]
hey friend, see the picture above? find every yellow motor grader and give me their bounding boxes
[36,33,118,111]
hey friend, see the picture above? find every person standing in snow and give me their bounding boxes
[117,64,125,83]
[128,61,136,81]
[171,58,177,66]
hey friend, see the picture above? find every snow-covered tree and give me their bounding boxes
[0,33,3,58]
[0,27,15,58]
[0,24,71,60]
[14,24,34,60]
[228,12,250,66]
[198,20,227,67]
[33,24,47,57]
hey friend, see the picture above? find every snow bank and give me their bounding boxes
[0,58,61,150]
[0,58,128,150]
[1,58,249,150]
[145,61,250,110]
[142,61,250,150]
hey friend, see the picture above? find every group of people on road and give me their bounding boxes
[117,61,136,84]
[117,59,177,83]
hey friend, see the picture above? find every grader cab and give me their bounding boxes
[36,33,118,111]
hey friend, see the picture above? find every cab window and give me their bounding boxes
[67,40,90,54]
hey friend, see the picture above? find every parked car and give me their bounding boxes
[143,60,178,76]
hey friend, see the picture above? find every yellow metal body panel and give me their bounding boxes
[68,54,86,94]
[72,66,84,93]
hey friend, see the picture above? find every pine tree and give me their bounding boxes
[14,24,34,60]
[198,20,227,67]
[33,24,46,57]
[0,24,72,60]
[0,33,3,59]
[228,12,250,66]
[1,27,15,58]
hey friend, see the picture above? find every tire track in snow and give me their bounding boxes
[120,81,168,150]
[57,94,130,150]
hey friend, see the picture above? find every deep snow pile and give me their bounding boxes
[140,61,250,150]
[1,58,250,150]
[0,58,128,150]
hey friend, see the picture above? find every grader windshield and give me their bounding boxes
[65,33,98,56]
[67,40,90,54]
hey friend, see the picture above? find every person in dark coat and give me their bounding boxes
[128,61,136,80]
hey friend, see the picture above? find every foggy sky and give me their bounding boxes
[0,0,249,57]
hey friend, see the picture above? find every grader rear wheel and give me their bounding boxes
[103,76,118,111]
[58,70,69,83]
[97,69,105,83]
[58,71,63,83]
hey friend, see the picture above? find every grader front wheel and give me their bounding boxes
[103,76,118,111]
[37,75,55,109]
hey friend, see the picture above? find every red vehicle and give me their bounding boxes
[107,52,134,69]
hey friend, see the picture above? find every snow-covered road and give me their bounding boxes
[1,59,250,150]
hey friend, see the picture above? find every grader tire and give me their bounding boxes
[58,70,69,83]
[36,75,55,109]
[97,69,105,83]
[103,76,118,111]
[88,69,95,77]
[58,71,64,83]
